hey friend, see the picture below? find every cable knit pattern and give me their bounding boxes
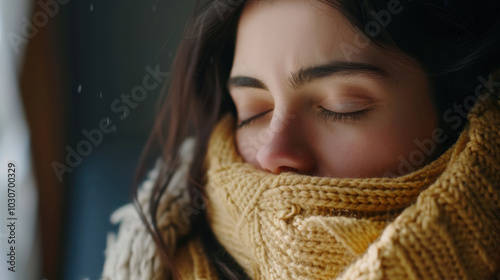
[102,138,195,280]
[102,93,500,279]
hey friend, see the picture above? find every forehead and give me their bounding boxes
[231,0,383,76]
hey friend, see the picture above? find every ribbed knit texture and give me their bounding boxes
[102,93,500,280]
[204,94,500,280]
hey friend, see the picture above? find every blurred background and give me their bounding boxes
[0,0,197,279]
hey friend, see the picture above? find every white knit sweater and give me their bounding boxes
[101,138,195,280]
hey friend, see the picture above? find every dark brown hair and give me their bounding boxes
[131,0,500,279]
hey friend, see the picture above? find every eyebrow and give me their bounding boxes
[227,61,388,91]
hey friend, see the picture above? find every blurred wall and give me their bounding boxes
[3,0,198,279]
[0,0,42,280]
[58,1,196,280]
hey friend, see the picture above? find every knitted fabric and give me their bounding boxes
[102,138,195,280]
[102,94,500,280]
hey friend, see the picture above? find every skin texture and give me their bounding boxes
[228,0,438,178]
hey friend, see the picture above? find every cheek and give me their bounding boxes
[317,131,394,177]
[317,124,429,178]
[235,128,260,165]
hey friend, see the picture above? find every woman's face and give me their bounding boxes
[228,0,438,178]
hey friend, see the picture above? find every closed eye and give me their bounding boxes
[236,109,273,129]
[317,107,369,123]
[237,107,369,129]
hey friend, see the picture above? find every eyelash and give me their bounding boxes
[237,109,273,129]
[236,107,368,129]
[317,107,369,123]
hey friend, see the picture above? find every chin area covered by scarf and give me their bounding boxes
[102,92,500,280]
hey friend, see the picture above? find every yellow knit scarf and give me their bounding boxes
[176,94,500,280]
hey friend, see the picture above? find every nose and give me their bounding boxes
[255,115,315,175]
